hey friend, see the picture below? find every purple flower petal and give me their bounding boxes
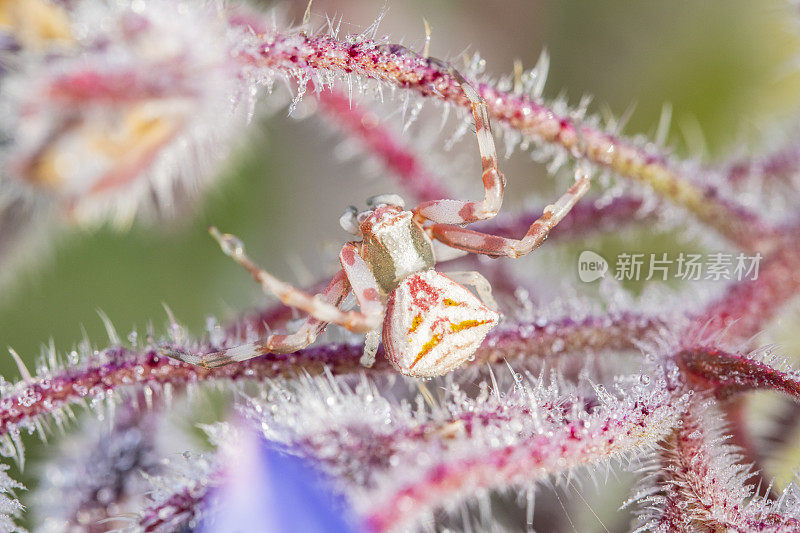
[202,432,360,533]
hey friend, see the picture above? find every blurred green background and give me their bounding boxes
[3,0,799,367]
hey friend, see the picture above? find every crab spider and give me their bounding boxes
[163,57,591,378]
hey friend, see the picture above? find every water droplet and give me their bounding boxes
[219,234,244,257]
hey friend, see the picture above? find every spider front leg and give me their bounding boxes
[339,242,385,367]
[163,230,383,368]
[209,228,381,333]
[414,59,506,225]
[429,172,591,258]
[165,270,352,368]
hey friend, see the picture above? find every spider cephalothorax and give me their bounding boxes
[355,201,435,293]
[164,55,590,377]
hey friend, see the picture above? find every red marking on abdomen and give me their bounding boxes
[407,274,441,311]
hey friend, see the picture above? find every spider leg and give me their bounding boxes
[164,237,390,368]
[339,242,386,367]
[429,173,591,258]
[432,239,469,263]
[167,270,352,368]
[443,270,498,311]
[208,228,380,333]
[414,58,506,225]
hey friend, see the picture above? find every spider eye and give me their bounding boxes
[339,206,361,235]
[366,193,405,209]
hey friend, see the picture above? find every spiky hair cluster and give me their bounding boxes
[1,0,800,531]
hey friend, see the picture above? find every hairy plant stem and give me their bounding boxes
[137,485,207,532]
[646,401,800,532]
[696,234,800,341]
[676,347,800,401]
[0,313,663,439]
[315,88,450,202]
[363,383,686,532]
[248,31,778,252]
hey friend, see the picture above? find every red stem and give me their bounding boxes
[0,313,663,438]
[315,88,450,202]
[676,346,800,401]
[246,32,778,251]
[694,235,800,341]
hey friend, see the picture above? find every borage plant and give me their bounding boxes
[1,0,800,531]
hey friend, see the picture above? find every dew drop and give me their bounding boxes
[219,233,244,257]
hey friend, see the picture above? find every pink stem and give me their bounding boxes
[363,383,684,532]
[676,346,800,401]
[724,141,800,189]
[694,236,800,341]
[246,32,778,251]
[0,313,664,438]
[137,485,207,532]
[315,88,450,202]
[645,401,800,532]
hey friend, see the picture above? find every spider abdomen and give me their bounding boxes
[383,270,499,378]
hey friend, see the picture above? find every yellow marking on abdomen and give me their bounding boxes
[450,319,492,333]
[410,333,442,368]
[409,314,423,333]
